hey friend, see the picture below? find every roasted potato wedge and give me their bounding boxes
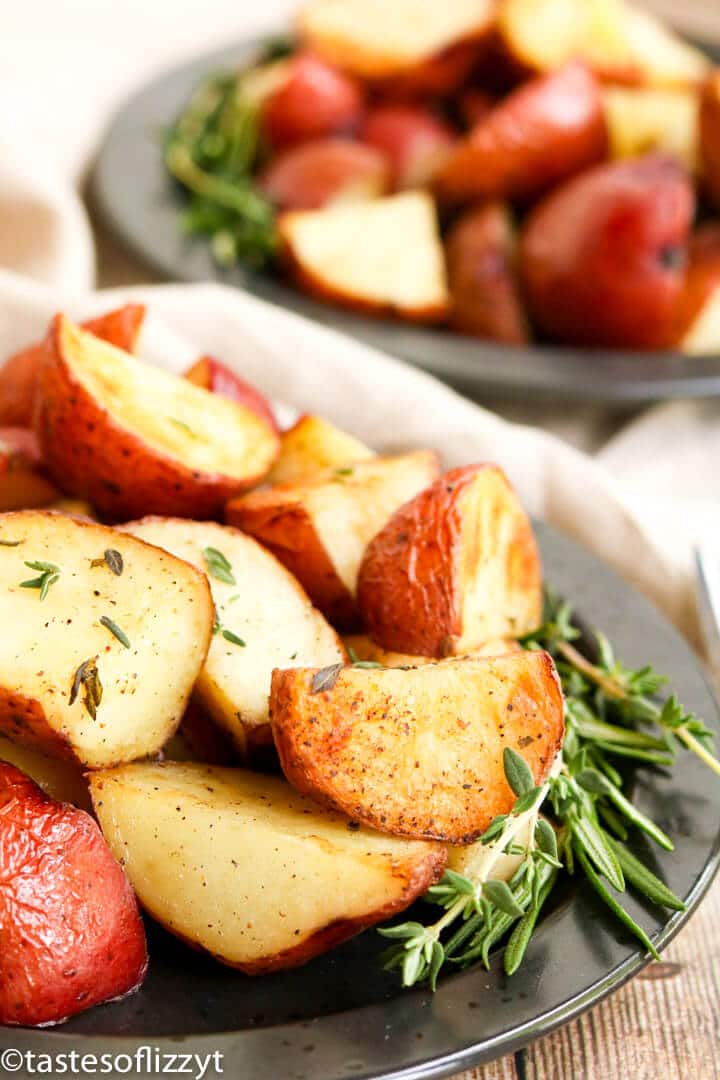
[278,191,449,322]
[497,0,708,88]
[268,414,374,486]
[700,70,720,211]
[436,62,608,205]
[34,316,280,520]
[0,511,213,768]
[603,86,699,171]
[445,202,530,344]
[123,517,345,758]
[90,762,446,973]
[298,0,494,82]
[227,450,440,626]
[676,225,720,355]
[0,736,90,809]
[270,651,564,842]
[0,427,58,511]
[260,137,390,211]
[0,303,145,429]
[0,763,147,1027]
[358,465,541,656]
[344,632,521,667]
[184,355,279,433]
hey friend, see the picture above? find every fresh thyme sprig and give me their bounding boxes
[380,590,701,989]
[212,610,245,648]
[20,560,60,601]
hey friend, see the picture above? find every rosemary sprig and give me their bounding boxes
[20,560,60,601]
[165,64,278,269]
[380,590,698,989]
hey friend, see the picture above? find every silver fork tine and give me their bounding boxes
[694,546,720,694]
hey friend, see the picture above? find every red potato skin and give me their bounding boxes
[225,494,357,628]
[259,137,390,210]
[0,687,79,762]
[445,202,530,343]
[675,225,720,342]
[370,39,485,100]
[270,654,564,842]
[34,317,277,521]
[0,763,147,1026]
[357,465,541,657]
[0,428,58,510]
[0,304,145,428]
[360,106,455,189]
[520,153,695,349]
[700,72,720,211]
[262,52,365,147]
[184,356,279,434]
[435,61,608,204]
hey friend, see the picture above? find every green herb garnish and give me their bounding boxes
[169,417,199,438]
[379,590,698,989]
[69,657,103,720]
[347,646,383,669]
[99,615,131,649]
[165,64,278,270]
[20,560,60,601]
[91,549,124,576]
[203,547,236,586]
[213,610,245,647]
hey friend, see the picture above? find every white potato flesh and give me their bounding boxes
[0,735,90,809]
[90,762,444,970]
[299,0,493,75]
[301,451,440,593]
[268,415,374,486]
[0,511,213,767]
[122,518,345,754]
[62,319,277,480]
[280,192,449,317]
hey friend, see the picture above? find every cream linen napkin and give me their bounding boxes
[0,0,714,647]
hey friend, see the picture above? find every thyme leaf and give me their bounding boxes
[20,560,60,601]
[203,546,236,586]
[69,657,103,720]
[311,663,344,694]
[99,615,131,649]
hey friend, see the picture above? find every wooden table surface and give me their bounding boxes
[454,11,720,1078]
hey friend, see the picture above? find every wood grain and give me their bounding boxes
[454,856,720,1080]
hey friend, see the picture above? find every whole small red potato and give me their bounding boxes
[0,303,145,428]
[445,202,529,343]
[435,61,608,204]
[262,52,364,147]
[0,762,147,1026]
[259,137,389,210]
[360,105,455,189]
[520,153,695,349]
[184,355,279,434]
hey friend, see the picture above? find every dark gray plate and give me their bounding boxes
[3,522,719,1079]
[91,37,720,405]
